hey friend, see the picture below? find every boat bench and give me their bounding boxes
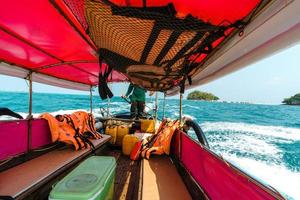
[0,134,111,199]
[0,119,52,161]
[142,156,192,200]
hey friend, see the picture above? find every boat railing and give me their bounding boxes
[183,119,210,148]
[170,129,286,200]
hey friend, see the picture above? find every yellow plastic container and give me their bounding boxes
[116,125,129,146]
[140,119,155,133]
[105,126,117,144]
[122,135,139,156]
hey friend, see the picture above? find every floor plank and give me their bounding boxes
[101,148,141,200]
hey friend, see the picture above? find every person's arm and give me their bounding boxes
[125,84,134,96]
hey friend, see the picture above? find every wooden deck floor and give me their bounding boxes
[0,144,140,200]
[100,148,141,200]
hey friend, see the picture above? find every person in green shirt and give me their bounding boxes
[123,83,146,119]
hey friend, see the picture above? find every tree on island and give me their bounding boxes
[187,90,219,101]
[282,93,300,105]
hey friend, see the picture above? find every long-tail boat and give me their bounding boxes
[1,0,299,199]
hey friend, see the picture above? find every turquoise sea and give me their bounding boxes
[1,91,300,199]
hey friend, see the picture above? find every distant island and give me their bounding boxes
[282,93,300,105]
[187,90,219,101]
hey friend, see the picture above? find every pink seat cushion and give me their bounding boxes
[0,119,52,161]
[31,119,51,149]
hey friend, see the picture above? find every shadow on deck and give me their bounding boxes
[100,148,141,200]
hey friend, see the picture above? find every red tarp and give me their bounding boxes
[0,0,259,87]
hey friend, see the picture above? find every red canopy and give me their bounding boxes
[0,0,260,89]
[110,0,260,25]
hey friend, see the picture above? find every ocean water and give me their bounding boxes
[1,91,300,199]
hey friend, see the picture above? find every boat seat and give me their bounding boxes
[142,156,192,200]
[0,134,111,199]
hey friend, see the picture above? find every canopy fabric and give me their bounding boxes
[84,0,228,91]
[0,0,276,91]
[63,0,261,91]
[0,0,127,87]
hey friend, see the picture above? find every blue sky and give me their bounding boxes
[0,44,299,104]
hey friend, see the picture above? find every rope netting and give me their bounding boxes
[63,0,242,91]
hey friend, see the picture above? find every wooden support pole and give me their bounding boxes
[27,72,33,152]
[162,92,166,119]
[28,73,33,118]
[107,83,111,117]
[154,92,158,122]
[179,92,183,160]
[107,97,110,117]
[179,93,183,123]
[89,86,93,114]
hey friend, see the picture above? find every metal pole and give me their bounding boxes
[179,92,183,160]
[154,92,158,122]
[162,92,166,119]
[27,72,33,152]
[107,83,112,117]
[89,86,93,114]
[107,97,110,117]
[179,93,183,123]
[28,73,33,118]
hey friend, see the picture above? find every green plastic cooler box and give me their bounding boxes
[49,156,116,200]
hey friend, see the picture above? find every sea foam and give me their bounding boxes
[202,121,300,200]
[202,122,300,141]
[225,154,300,200]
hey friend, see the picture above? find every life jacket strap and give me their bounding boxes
[86,114,102,139]
[73,134,83,150]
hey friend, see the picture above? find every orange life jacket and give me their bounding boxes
[40,113,92,150]
[62,113,98,149]
[70,111,102,139]
[141,120,179,159]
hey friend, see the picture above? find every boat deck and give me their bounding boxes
[0,141,192,200]
[0,135,111,199]
[142,156,192,200]
[99,148,141,200]
[101,148,192,200]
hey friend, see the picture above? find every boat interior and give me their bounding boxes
[1,0,299,199]
[0,117,206,200]
[0,115,284,200]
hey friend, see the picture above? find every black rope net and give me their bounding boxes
[64,0,228,91]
